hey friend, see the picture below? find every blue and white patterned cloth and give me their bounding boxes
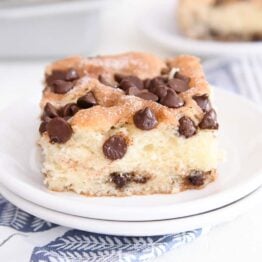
[0,194,202,261]
[0,58,246,262]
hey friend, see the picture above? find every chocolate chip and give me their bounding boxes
[153,84,168,98]
[160,89,184,108]
[174,72,191,84]
[168,78,189,93]
[199,109,219,129]
[63,116,71,121]
[126,86,141,96]
[46,70,67,86]
[103,135,128,160]
[42,103,58,120]
[62,103,79,118]
[98,75,115,87]
[251,33,262,41]
[118,79,134,91]
[39,122,48,134]
[136,91,158,102]
[143,79,151,89]
[41,115,52,122]
[178,116,196,138]
[47,117,73,143]
[147,77,168,99]
[77,92,97,109]
[46,68,79,86]
[52,80,74,94]
[148,77,166,94]
[213,0,222,5]
[110,172,133,188]
[193,94,211,112]
[133,107,158,130]
[119,76,143,91]
[110,172,150,188]
[187,171,205,186]
[213,0,231,6]
[114,74,125,83]
[65,68,79,81]
[208,29,220,38]
[123,76,143,89]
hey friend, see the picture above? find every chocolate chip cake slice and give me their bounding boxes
[38,52,219,196]
[177,0,262,41]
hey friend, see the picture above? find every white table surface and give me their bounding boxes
[0,0,262,261]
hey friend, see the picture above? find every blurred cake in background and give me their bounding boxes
[177,0,262,41]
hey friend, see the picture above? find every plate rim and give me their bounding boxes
[0,88,262,221]
[1,184,261,236]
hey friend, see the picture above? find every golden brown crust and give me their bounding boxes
[41,77,123,108]
[41,52,165,107]
[41,52,209,132]
[45,52,166,82]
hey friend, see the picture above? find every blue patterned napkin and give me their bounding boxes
[0,194,202,261]
[203,57,243,94]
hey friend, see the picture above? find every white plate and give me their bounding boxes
[0,88,262,221]
[1,185,261,236]
[139,0,262,56]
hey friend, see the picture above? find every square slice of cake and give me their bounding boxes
[177,0,262,41]
[39,52,219,196]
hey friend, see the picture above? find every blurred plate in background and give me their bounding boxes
[140,0,262,57]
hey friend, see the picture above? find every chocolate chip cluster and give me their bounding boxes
[178,94,219,138]
[131,93,218,138]
[46,67,189,111]
[42,67,218,161]
[46,68,80,94]
[113,71,217,136]
[114,71,190,108]
[39,91,97,143]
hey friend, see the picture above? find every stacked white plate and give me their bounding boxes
[0,88,262,236]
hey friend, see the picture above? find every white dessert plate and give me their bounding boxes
[0,88,262,221]
[139,0,262,56]
[1,184,261,236]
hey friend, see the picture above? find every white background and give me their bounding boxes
[0,0,262,261]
